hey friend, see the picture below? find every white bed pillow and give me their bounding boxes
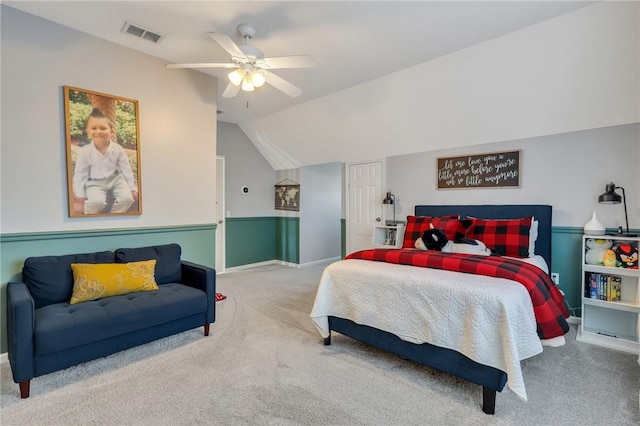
[529,219,539,258]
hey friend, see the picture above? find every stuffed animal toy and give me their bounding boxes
[414,237,428,250]
[415,228,491,256]
[615,243,639,269]
[603,249,618,268]
[585,238,613,265]
[414,227,451,251]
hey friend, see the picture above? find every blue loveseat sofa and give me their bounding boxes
[6,243,215,398]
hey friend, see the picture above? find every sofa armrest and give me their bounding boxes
[6,282,36,383]
[180,261,216,324]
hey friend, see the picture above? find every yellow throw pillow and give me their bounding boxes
[70,260,159,305]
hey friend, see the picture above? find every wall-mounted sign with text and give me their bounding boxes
[436,150,520,189]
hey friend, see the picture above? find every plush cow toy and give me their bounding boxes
[414,227,491,256]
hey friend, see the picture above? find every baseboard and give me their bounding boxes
[298,257,340,268]
[277,261,300,268]
[223,257,339,273]
[223,260,284,273]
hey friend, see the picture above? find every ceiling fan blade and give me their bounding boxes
[166,63,236,69]
[208,32,246,59]
[222,82,241,98]
[263,71,303,98]
[260,55,316,69]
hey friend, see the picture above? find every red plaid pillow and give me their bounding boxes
[466,217,533,258]
[402,216,433,248]
[402,215,459,248]
[430,217,473,241]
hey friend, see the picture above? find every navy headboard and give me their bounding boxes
[414,205,552,271]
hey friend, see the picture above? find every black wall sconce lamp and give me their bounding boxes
[598,182,636,236]
[382,191,396,226]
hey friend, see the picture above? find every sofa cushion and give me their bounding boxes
[114,244,181,285]
[34,283,207,356]
[23,251,115,309]
[69,260,159,305]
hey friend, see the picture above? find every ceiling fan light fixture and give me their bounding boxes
[251,70,266,88]
[169,24,315,98]
[241,74,255,92]
[228,69,244,86]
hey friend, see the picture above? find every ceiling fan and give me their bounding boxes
[167,23,315,98]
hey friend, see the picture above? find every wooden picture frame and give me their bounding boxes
[64,86,142,217]
[436,150,520,189]
[275,184,300,211]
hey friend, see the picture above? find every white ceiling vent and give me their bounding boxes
[122,22,163,44]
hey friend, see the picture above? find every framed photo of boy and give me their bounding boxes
[63,86,142,217]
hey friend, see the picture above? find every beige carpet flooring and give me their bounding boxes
[1,262,638,425]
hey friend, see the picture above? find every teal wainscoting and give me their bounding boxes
[226,217,277,267]
[0,224,217,354]
[551,227,585,317]
[276,216,299,264]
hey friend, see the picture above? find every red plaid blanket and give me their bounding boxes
[345,249,570,339]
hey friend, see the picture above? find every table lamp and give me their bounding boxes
[382,191,395,226]
[598,182,636,237]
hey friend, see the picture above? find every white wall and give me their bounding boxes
[386,124,640,229]
[1,6,218,233]
[241,1,639,169]
[217,122,275,218]
[299,162,342,264]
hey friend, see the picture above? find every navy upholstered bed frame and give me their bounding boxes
[414,205,552,269]
[323,204,552,414]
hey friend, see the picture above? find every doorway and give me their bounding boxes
[346,160,384,254]
[216,156,225,273]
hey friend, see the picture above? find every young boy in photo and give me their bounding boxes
[72,108,138,214]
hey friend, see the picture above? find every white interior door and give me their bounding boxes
[347,160,383,253]
[215,156,225,273]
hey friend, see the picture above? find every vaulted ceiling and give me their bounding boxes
[5,1,591,124]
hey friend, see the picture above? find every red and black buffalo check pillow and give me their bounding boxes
[402,215,460,248]
[466,217,533,258]
[403,216,433,248]
[430,217,473,242]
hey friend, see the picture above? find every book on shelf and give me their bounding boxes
[610,276,621,301]
[386,228,396,245]
[584,272,621,301]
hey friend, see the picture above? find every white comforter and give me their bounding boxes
[310,259,544,401]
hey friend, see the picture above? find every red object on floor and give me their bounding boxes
[215,293,227,302]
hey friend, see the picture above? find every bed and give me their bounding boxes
[310,204,569,414]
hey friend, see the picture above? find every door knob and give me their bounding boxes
[376,217,381,222]
[217,220,223,224]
